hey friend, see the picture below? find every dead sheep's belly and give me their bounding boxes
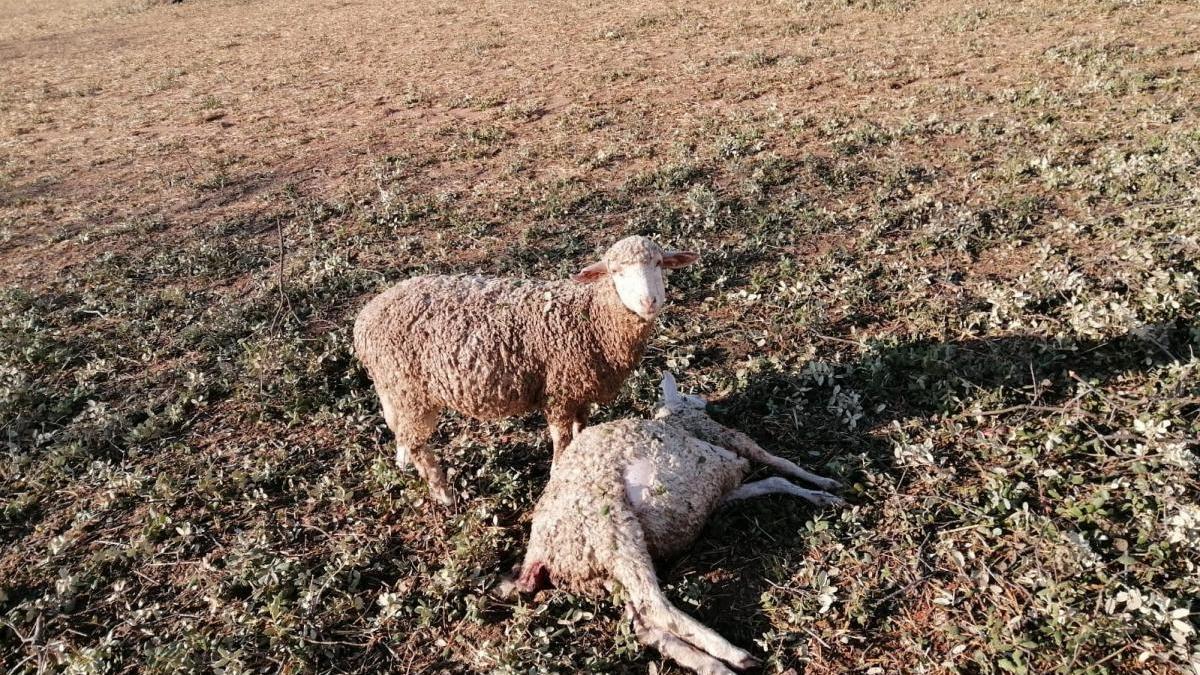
[623,439,747,560]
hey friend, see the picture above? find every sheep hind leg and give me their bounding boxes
[390,404,454,507]
[610,515,760,671]
[722,476,844,508]
[377,389,416,470]
[625,605,737,675]
[409,444,454,506]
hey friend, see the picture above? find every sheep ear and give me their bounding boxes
[660,371,681,405]
[571,260,608,283]
[662,250,699,269]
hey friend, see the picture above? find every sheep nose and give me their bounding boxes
[640,298,659,316]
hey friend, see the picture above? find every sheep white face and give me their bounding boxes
[610,258,667,320]
[572,237,699,321]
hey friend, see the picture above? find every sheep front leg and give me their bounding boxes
[496,561,551,599]
[721,429,842,491]
[722,476,844,508]
[572,408,589,438]
[547,406,581,461]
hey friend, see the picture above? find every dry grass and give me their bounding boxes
[1,0,1198,673]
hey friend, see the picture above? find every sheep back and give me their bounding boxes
[353,274,650,421]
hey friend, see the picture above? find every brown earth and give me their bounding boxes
[4,0,1195,284]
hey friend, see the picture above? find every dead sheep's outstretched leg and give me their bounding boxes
[720,429,842,491]
[625,605,737,675]
[721,476,844,507]
[378,389,454,506]
[609,511,760,671]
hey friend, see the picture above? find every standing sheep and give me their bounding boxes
[353,236,698,505]
[505,372,843,675]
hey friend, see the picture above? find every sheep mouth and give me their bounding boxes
[630,305,662,321]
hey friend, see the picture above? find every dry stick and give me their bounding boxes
[813,333,867,349]
[1090,643,1133,669]
[1067,371,1135,414]
[801,626,832,651]
[301,635,370,648]
[900,493,990,519]
[1067,370,1199,430]
[876,576,929,606]
[1136,331,1179,362]
[278,215,286,306]
[305,559,349,615]
[1093,429,1194,444]
[957,404,1075,419]
[270,215,298,333]
[8,653,37,675]
[958,374,1100,421]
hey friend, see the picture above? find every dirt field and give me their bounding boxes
[1,0,1198,672]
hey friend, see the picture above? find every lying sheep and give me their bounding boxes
[353,236,698,505]
[506,372,843,675]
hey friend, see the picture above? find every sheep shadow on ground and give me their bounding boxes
[662,319,1195,659]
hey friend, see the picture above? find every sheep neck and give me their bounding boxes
[588,279,654,372]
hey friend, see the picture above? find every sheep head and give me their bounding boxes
[572,236,698,320]
[656,371,708,415]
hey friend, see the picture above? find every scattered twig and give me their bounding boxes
[269,215,299,333]
[800,626,832,651]
[876,576,929,606]
[1067,371,1133,415]
[813,333,867,349]
[956,404,1074,419]
[1090,642,1132,669]
[899,493,990,519]
[301,635,371,648]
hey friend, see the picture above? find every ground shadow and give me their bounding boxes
[653,318,1196,664]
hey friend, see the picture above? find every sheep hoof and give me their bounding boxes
[728,651,762,671]
[494,578,520,600]
[818,478,843,491]
[430,485,457,507]
[822,494,847,508]
[395,446,412,469]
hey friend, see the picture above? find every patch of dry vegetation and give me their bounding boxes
[1,0,1197,672]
